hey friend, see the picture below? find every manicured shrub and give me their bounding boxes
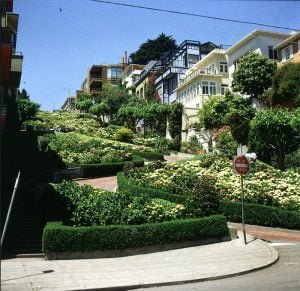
[190,175,219,215]
[215,128,238,159]
[42,215,229,253]
[81,155,144,178]
[219,201,300,230]
[115,127,134,143]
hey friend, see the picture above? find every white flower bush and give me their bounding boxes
[129,156,300,211]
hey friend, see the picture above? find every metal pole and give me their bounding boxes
[1,171,21,248]
[241,174,247,245]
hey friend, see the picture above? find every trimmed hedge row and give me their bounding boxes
[117,172,300,230]
[132,151,165,161]
[219,201,300,230]
[42,215,229,253]
[81,155,144,178]
[117,172,188,204]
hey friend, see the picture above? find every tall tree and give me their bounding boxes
[16,89,40,124]
[75,93,93,113]
[130,33,177,65]
[232,51,276,100]
[249,109,298,170]
[89,102,110,125]
[98,84,129,120]
[267,62,300,108]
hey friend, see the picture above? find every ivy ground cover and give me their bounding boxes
[126,155,300,211]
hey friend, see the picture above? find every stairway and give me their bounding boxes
[12,193,46,255]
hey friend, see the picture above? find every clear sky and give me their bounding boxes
[14,0,300,111]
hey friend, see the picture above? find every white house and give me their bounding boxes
[176,48,229,148]
[226,30,289,84]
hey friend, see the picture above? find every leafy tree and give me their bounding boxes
[75,93,93,113]
[199,95,227,130]
[98,84,130,120]
[249,109,299,170]
[117,105,144,132]
[89,102,110,125]
[232,51,276,100]
[199,92,255,144]
[168,103,183,139]
[215,127,239,158]
[16,89,40,124]
[145,75,158,103]
[144,103,170,136]
[130,33,177,65]
[267,62,300,108]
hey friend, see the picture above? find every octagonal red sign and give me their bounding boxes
[233,156,250,175]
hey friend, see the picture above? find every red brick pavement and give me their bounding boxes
[229,222,300,242]
[74,176,117,192]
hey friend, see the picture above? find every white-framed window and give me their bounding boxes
[202,81,216,95]
[221,84,229,95]
[282,45,293,61]
[220,62,228,73]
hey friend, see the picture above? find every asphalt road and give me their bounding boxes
[135,243,300,291]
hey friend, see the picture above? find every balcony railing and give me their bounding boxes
[178,66,221,87]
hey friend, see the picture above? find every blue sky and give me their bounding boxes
[14,0,300,110]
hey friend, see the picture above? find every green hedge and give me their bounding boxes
[42,215,228,253]
[117,172,189,204]
[81,155,144,178]
[219,201,300,230]
[132,151,165,161]
[118,172,300,230]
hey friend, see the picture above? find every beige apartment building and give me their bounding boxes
[77,64,123,97]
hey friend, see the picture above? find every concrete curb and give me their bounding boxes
[71,240,279,291]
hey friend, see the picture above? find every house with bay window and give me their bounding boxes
[176,49,229,143]
[274,31,300,64]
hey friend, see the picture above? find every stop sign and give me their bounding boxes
[233,156,250,175]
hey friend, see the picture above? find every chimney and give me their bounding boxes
[125,51,128,64]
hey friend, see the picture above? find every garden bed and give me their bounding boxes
[117,172,300,230]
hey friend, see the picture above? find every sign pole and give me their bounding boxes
[240,174,247,245]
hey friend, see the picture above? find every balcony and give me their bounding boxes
[10,52,23,87]
[1,13,19,32]
[178,66,222,87]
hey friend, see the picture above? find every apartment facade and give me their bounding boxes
[274,31,300,64]
[176,49,229,142]
[155,40,219,104]
[120,64,145,95]
[0,0,23,132]
[135,60,161,99]
[61,96,76,111]
[78,64,123,97]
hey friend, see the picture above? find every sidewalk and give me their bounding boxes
[1,233,278,291]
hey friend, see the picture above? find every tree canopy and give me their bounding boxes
[16,89,40,124]
[267,62,300,108]
[232,51,276,100]
[199,92,255,145]
[130,33,178,65]
[249,109,299,170]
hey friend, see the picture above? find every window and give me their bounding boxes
[221,84,229,95]
[202,81,216,95]
[220,62,228,73]
[282,46,293,61]
[109,67,122,78]
[268,46,278,60]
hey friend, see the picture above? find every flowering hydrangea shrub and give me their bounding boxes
[127,155,300,211]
